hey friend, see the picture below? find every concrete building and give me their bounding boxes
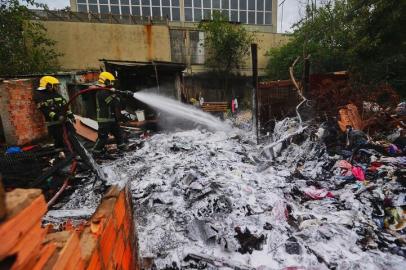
[69,0,277,32]
[34,8,288,74]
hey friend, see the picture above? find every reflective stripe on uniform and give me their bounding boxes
[46,120,62,127]
[105,95,114,104]
[96,118,115,123]
[96,91,114,121]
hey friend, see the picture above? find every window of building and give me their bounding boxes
[131,0,140,4]
[122,5,131,14]
[151,0,160,5]
[121,0,130,4]
[230,0,238,9]
[77,0,86,3]
[203,8,211,19]
[142,6,151,16]
[239,10,246,23]
[194,8,202,21]
[213,0,220,9]
[230,10,238,22]
[239,0,246,10]
[265,12,271,24]
[141,0,150,5]
[248,0,255,10]
[88,0,97,4]
[172,0,180,6]
[162,7,171,18]
[111,0,119,4]
[257,0,264,11]
[185,0,192,7]
[100,5,109,13]
[203,0,210,8]
[194,0,202,8]
[172,7,180,20]
[162,0,170,6]
[77,4,87,12]
[265,0,272,11]
[257,11,264,24]
[152,6,160,16]
[88,4,98,13]
[99,0,109,4]
[248,11,255,24]
[221,0,229,9]
[111,5,120,14]
[185,8,193,21]
[132,6,141,15]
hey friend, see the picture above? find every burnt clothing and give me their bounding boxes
[92,122,125,154]
[33,89,73,126]
[95,89,121,123]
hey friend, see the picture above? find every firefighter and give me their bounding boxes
[34,76,74,148]
[92,71,126,156]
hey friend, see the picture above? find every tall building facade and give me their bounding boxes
[70,0,276,30]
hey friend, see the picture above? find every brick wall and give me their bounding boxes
[0,79,47,145]
[83,186,139,270]
[0,185,138,270]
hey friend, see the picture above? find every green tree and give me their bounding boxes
[266,0,406,93]
[348,0,406,90]
[0,0,60,76]
[198,11,253,92]
[267,1,353,80]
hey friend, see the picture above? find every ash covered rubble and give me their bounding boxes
[102,111,406,270]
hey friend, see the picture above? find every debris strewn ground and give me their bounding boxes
[96,114,406,269]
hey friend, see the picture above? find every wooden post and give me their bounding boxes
[251,44,259,143]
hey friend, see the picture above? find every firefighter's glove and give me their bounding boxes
[67,112,75,121]
[58,115,66,122]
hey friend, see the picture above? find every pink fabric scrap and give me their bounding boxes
[338,160,353,176]
[303,186,335,200]
[351,166,365,181]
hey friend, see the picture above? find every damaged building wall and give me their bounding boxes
[41,21,172,70]
[173,29,290,76]
[38,19,289,74]
[0,79,47,145]
[252,32,291,75]
[0,185,138,269]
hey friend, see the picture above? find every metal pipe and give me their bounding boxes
[251,44,259,143]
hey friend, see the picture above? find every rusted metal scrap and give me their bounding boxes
[338,103,364,132]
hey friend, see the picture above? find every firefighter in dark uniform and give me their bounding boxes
[34,76,74,148]
[92,71,126,155]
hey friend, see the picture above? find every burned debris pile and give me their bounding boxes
[102,100,405,269]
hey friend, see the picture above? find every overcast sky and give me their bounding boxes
[29,0,322,33]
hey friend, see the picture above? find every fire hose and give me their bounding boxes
[47,87,130,207]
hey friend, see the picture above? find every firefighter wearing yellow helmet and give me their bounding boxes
[92,71,126,155]
[34,76,74,148]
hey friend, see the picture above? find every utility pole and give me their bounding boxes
[251,44,259,143]
[279,0,287,33]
